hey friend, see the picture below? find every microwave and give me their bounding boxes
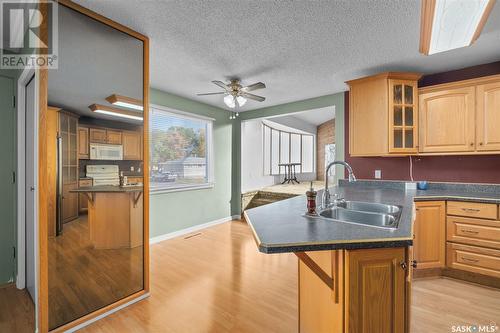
[90,144,123,160]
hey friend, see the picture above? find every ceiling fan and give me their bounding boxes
[197,79,266,109]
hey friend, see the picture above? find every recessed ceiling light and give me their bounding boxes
[89,104,143,121]
[420,0,496,55]
[105,94,143,111]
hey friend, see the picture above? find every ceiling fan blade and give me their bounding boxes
[241,82,266,92]
[211,80,230,91]
[240,92,265,102]
[196,92,226,96]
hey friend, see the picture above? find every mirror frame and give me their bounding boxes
[37,1,149,332]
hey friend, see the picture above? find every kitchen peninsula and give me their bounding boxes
[244,180,500,333]
[72,185,143,249]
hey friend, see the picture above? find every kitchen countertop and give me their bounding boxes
[71,185,143,193]
[244,180,500,254]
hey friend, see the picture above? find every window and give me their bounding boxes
[262,122,315,175]
[150,106,214,192]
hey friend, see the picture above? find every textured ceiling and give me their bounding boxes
[74,0,500,112]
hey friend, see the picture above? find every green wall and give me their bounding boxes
[0,69,19,284]
[149,89,234,237]
[232,92,345,215]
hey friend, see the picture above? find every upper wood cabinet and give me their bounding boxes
[419,86,476,153]
[477,81,500,151]
[89,128,107,144]
[106,129,122,145]
[78,126,89,159]
[413,201,446,270]
[123,130,142,160]
[389,80,419,154]
[347,72,421,156]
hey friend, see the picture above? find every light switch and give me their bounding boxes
[374,170,382,179]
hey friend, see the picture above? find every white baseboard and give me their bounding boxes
[149,216,233,244]
[232,214,242,220]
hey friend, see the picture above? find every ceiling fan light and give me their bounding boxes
[236,96,247,107]
[224,94,236,108]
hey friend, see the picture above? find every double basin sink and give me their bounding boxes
[317,201,402,230]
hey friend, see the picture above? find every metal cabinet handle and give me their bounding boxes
[461,257,479,263]
[400,261,407,270]
[462,208,480,212]
[411,260,418,268]
[461,229,479,234]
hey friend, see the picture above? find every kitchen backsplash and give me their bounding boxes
[79,159,143,178]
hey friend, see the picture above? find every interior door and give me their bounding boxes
[25,75,36,301]
[0,75,15,285]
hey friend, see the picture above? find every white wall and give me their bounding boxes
[269,114,317,135]
[241,119,275,192]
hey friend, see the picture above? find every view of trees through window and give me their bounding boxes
[150,107,212,190]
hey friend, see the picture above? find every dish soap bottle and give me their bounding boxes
[306,181,317,216]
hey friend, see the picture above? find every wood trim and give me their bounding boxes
[471,0,497,43]
[346,72,422,85]
[105,94,143,108]
[419,0,436,55]
[56,0,148,41]
[38,2,50,332]
[142,35,150,294]
[295,252,334,290]
[38,2,150,332]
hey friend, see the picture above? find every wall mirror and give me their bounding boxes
[44,1,148,330]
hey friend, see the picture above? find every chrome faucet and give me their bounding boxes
[322,161,357,208]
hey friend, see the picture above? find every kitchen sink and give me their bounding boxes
[317,201,402,230]
[338,201,401,215]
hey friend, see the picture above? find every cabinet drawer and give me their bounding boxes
[447,216,500,250]
[446,242,500,278]
[447,201,497,220]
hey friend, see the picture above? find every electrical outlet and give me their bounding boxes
[374,170,382,179]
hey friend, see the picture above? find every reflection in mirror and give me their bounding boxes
[47,3,144,329]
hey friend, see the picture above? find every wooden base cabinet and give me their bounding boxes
[413,201,446,270]
[298,247,409,333]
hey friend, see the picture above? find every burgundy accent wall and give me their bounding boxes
[344,61,500,184]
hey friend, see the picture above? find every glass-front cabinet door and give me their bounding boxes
[389,80,418,153]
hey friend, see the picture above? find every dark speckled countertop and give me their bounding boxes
[244,180,500,254]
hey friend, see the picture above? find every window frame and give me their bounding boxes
[149,104,215,194]
[262,122,316,176]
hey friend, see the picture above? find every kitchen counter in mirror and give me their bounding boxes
[71,185,143,250]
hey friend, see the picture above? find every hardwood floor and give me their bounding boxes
[411,277,500,333]
[0,284,35,333]
[81,220,298,333]
[48,215,143,330]
[81,220,500,333]
[5,219,498,332]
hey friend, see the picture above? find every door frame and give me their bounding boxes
[16,66,37,289]
[37,1,150,332]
